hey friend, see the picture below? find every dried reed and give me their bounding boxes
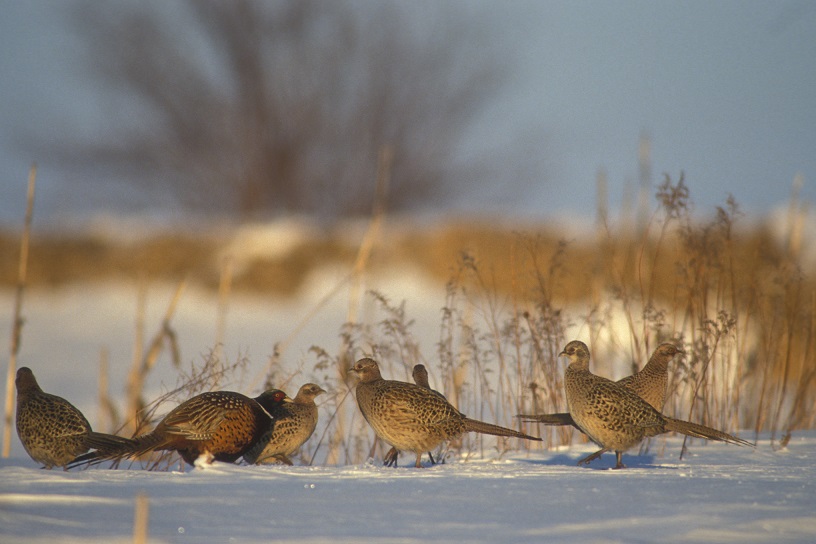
[2,165,36,458]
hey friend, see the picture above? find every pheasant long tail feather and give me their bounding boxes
[66,450,105,468]
[463,418,542,441]
[124,432,173,457]
[516,412,576,426]
[85,432,138,453]
[68,431,168,469]
[664,418,754,447]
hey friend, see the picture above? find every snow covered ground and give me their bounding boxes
[1,432,814,544]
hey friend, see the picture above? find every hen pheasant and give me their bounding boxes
[518,342,683,464]
[383,364,443,467]
[352,358,541,468]
[15,367,135,469]
[244,383,325,465]
[558,340,751,469]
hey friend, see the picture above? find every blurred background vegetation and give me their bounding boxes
[24,0,543,220]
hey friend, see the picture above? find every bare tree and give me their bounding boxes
[56,0,510,219]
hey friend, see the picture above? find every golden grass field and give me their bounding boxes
[0,216,791,301]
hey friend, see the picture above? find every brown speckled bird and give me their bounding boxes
[15,367,135,469]
[244,383,325,465]
[559,340,751,469]
[70,389,288,468]
[618,342,683,410]
[351,358,541,468]
[383,364,443,467]
[412,364,431,389]
[518,342,683,464]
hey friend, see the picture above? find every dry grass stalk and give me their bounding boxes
[2,164,36,458]
[255,148,392,393]
[124,279,186,435]
[347,145,392,323]
[329,145,392,465]
[213,256,233,367]
[97,347,118,433]
[133,492,149,544]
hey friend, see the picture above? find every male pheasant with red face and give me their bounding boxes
[70,389,288,468]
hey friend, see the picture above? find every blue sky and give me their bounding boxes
[1,1,814,225]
